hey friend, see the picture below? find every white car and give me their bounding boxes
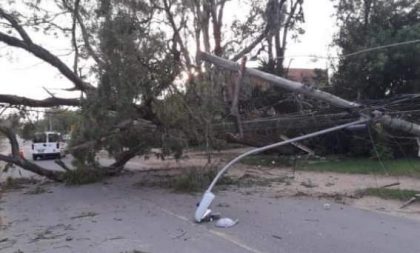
[31,132,66,160]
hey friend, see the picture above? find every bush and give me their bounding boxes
[63,168,106,185]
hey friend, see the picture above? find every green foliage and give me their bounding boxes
[20,122,36,141]
[171,167,234,192]
[69,0,184,166]
[63,168,106,185]
[25,185,47,195]
[154,75,226,152]
[369,125,394,160]
[134,165,234,193]
[370,142,394,160]
[20,109,80,140]
[241,154,294,167]
[332,0,420,99]
[359,188,420,201]
[2,177,25,190]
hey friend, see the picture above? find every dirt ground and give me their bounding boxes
[129,149,420,221]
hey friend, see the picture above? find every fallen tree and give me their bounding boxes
[0,2,181,181]
[1,1,418,183]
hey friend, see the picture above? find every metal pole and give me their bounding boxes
[206,118,369,192]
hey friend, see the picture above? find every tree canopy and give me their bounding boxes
[332,0,420,100]
[0,0,308,181]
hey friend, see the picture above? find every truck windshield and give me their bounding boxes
[48,133,60,142]
[33,133,47,143]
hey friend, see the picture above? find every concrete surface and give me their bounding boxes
[1,173,420,253]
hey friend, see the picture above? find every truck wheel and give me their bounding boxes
[32,155,37,160]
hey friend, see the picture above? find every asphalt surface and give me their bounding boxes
[2,142,420,252]
[1,173,420,253]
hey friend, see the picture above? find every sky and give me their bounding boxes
[0,0,338,100]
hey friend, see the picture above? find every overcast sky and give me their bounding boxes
[0,0,337,100]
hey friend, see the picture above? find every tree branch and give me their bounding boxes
[0,94,80,107]
[0,8,33,43]
[60,0,104,66]
[162,0,192,68]
[71,0,81,73]
[0,31,94,92]
[0,120,19,156]
[231,31,267,62]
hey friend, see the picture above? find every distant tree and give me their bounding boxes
[39,109,80,133]
[20,122,36,141]
[19,109,80,140]
[332,0,420,100]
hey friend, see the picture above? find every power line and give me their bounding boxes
[343,39,420,58]
[278,39,420,60]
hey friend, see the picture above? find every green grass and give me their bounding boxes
[63,168,106,185]
[359,188,420,201]
[241,154,420,177]
[134,166,235,193]
[241,155,294,167]
[300,158,420,177]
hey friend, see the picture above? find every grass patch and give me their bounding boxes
[359,188,420,202]
[1,177,38,191]
[71,211,98,220]
[24,185,47,195]
[300,158,420,177]
[63,168,106,185]
[134,166,235,193]
[241,154,420,177]
[241,155,294,167]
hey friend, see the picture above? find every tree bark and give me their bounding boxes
[162,0,192,68]
[231,32,267,62]
[0,32,93,92]
[0,120,65,181]
[0,94,80,107]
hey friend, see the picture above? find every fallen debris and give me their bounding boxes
[24,185,47,195]
[215,217,239,228]
[381,182,401,188]
[301,179,318,188]
[400,195,419,209]
[272,234,282,240]
[70,211,98,220]
[279,135,315,156]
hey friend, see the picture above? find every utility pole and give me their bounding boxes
[199,52,420,136]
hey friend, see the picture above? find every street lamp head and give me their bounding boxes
[194,191,215,222]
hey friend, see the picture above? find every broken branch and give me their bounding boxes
[0,94,80,107]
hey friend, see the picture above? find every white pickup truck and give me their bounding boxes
[31,131,66,160]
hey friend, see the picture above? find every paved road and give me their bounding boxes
[1,173,420,253]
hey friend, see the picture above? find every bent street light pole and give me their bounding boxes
[194,118,369,222]
[198,52,420,136]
